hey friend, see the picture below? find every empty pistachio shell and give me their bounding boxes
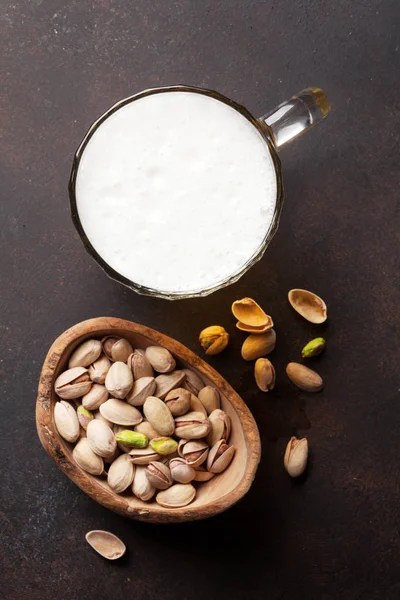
[154,370,186,399]
[174,412,210,440]
[150,437,178,456]
[68,339,102,369]
[126,376,156,406]
[85,530,126,560]
[99,398,143,426]
[198,386,220,414]
[288,289,327,324]
[232,297,273,330]
[127,350,154,379]
[145,461,173,490]
[254,358,276,392]
[286,362,323,392]
[179,439,209,468]
[156,484,196,508]
[301,337,326,358]
[54,367,92,400]
[143,396,175,436]
[82,384,108,410]
[207,439,236,473]
[145,346,176,373]
[86,419,117,458]
[199,326,229,355]
[134,420,160,440]
[77,406,94,430]
[102,336,133,362]
[54,400,80,443]
[189,393,207,416]
[193,466,215,482]
[129,447,160,465]
[105,361,133,399]
[88,354,111,384]
[181,369,205,395]
[164,388,191,416]
[284,436,308,477]
[132,465,156,501]
[73,437,104,475]
[107,453,135,493]
[241,329,276,361]
[206,409,231,446]
[169,458,195,484]
[115,430,148,449]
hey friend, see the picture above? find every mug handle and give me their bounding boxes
[259,87,331,151]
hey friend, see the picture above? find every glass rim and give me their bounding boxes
[68,84,284,300]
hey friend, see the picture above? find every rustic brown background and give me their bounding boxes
[2,1,400,599]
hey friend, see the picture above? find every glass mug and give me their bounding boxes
[69,85,330,299]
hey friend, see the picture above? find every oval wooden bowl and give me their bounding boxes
[36,317,261,523]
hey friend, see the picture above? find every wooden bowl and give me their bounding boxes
[36,317,261,523]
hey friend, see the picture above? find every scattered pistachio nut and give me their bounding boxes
[286,362,323,392]
[77,405,94,430]
[127,349,154,379]
[145,346,176,373]
[199,325,229,355]
[88,354,111,384]
[241,329,276,361]
[198,386,220,414]
[82,383,108,410]
[54,367,92,400]
[54,400,80,443]
[115,430,148,449]
[105,361,133,399]
[68,339,103,369]
[73,437,104,475]
[288,289,327,324]
[284,436,308,477]
[301,337,326,358]
[150,437,179,456]
[156,484,196,508]
[85,530,126,560]
[254,358,276,392]
[232,297,273,331]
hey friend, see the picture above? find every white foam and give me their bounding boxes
[75,91,277,293]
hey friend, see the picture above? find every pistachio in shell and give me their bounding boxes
[54,400,80,443]
[164,388,191,416]
[86,419,117,458]
[73,438,104,475]
[254,358,276,392]
[199,325,229,355]
[107,453,135,493]
[179,439,209,468]
[156,484,196,508]
[145,346,176,373]
[169,458,195,484]
[88,354,111,384]
[99,398,143,426]
[154,370,186,399]
[145,461,173,490]
[54,367,92,400]
[143,396,175,436]
[129,447,160,465]
[126,376,156,407]
[207,439,236,473]
[105,361,133,399]
[85,530,126,560]
[286,362,323,392]
[82,383,108,411]
[206,409,231,446]
[68,339,102,369]
[288,289,327,324]
[189,393,207,417]
[284,436,308,477]
[241,329,276,361]
[132,465,156,501]
[181,369,205,395]
[127,349,154,379]
[198,386,220,414]
[102,336,133,362]
[232,297,273,331]
[134,420,160,441]
[174,411,210,440]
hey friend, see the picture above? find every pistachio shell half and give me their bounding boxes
[85,530,126,560]
[232,297,273,330]
[68,339,103,369]
[73,438,104,475]
[145,346,176,373]
[286,362,323,392]
[288,289,327,324]
[156,484,196,508]
[241,329,276,361]
[100,399,143,426]
[54,400,80,443]
[105,361,133,399]
[143,396,175,436]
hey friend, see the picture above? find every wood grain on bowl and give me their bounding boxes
[36,317,261,523]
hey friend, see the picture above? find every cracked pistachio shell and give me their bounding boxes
[134,420,160,441]
[156,484,196,508]
[169,458,195,483]
[88,354,111,384]
[179,440,209,468]
[85,530,126,560]
[164,388,191,416]
[105,361,133,399]
[143,396,175,436]
[115,429,148,449]
[286,362,323,392]
[82,384,108,410]
[129,447,160,465]
[301,337,326,358]
[154,370,186,399]
[198,386,220,414]
[55,367,92,400]
[73,438,104,475]
[68,339,102,369]
[77,405,94,430]
[132,465,156,501]
[126,376,156,407]
[102,336,133,362]
[54,400,80,443]
[127,350,154,379]
[181,369,205,395]
[207,439,236,474]
[284,437,308,477]
[145,346,176,373]
[241,329,276,361]
[107,453,135,493]
[232,297,273,331]
[199,326,229,355]
[150,437,178,456]
[145,461,173,490]
[206,409,231,446]
[193,466,215,482]
[288,289,327,324]
[254,358,276,392]
[189,393,207,417]
[86,419,117,458]
[99,398,142,426]
[174,411,210,440]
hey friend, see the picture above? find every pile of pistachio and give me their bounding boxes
[53,338,235,509]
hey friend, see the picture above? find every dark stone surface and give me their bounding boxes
[1,1,400,598]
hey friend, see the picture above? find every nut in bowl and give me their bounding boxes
[36,317,261,523]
